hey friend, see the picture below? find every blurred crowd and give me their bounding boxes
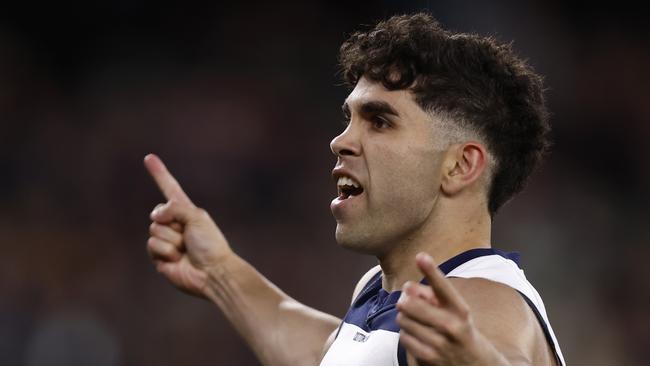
[1,1,648,365]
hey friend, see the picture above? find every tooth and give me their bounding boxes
[337,175,361,188]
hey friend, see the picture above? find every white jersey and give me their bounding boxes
[320,248,565,366]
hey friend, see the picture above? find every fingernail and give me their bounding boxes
[416,252,431,263]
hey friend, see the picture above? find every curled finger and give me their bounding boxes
[149,222,184,249]
[399,330,440,363]
[169,221,183,233]
[396,312,447,350]
[397,293,463,341]
[403,281,438,305]
[147,237,182,262]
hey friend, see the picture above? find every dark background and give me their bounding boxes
[1,1,648,365]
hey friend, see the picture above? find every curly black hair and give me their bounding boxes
[339,13,551,216]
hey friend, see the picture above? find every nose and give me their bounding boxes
[330,124,361,157]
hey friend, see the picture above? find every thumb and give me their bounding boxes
[150,200,199,225]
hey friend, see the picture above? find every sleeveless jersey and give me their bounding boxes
[319,248,565,366]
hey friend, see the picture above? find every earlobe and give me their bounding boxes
[440,142,487,196]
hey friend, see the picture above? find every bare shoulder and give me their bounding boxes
[351,265,382,304]
[448,277,556,365]
[448,277,531,322]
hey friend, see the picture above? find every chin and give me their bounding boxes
[334,224,382,255]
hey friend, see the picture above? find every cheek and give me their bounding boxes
[411,147,443,196]
[370,144,441,210]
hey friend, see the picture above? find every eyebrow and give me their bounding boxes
[341,100,400,118]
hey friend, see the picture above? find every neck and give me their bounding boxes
[378,201,492,292]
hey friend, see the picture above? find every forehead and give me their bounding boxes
[344,77,427,120]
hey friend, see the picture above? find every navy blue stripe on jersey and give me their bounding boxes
[438,248,521,274]
[345,272,400,333]
[344,248,522,333]
[517,291,562,366]
[397,340,408,366]
[340,248,522,366]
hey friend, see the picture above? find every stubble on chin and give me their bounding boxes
[334,223,387,255]
[335,224,365,250]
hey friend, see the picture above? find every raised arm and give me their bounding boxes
[144,154,340,366]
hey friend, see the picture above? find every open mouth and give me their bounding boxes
[337,176,364,199]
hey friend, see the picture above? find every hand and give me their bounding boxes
[144,154,233,298]
[396,253,506,366]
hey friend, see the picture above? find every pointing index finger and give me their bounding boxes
[144,154,193,205]
[416,252,468,312]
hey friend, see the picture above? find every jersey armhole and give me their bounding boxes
[516,291,564,366]
[333,265,382,340]
[350,265,382,305]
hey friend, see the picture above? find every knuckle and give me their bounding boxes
[448,319,466,337]
[146,239,158,257]
[457,305,470,319]
[147,237,171,255]
[439,319,454,335]
[169,199,188,210]
[151,203,165,215]
[169,222,183,232]
[429,334,445,349]
[423,351,439,364]
[399,293,411,305]
[160,242,173,255]
[195,207,210,220]
[158,242,171,255]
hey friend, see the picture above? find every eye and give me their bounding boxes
[371,115,391,129]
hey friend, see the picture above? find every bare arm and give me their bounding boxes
[397,253,556,366]
[203,253,340,366]
[144,154,339,366]
[447,278,557,365]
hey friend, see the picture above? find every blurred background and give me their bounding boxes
[1,0,648,365]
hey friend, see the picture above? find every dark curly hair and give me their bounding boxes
[339,13,550,216]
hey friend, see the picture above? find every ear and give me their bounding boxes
[440,142,488,196]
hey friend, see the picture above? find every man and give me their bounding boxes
[145,13,565,366]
